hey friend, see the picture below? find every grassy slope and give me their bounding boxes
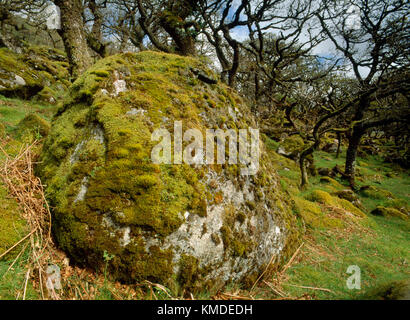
[0,94,408,300]
[261,137,409,300]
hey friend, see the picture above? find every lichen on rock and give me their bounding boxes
[37,51,300,294]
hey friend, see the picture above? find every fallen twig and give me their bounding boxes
[285,283,335,294]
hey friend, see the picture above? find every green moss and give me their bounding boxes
[231,239,247,257]
[177,254,200,291]
[382,198,409,214]
[319,176,344,189]
[360,186,394,200]
[293,197,343,229]
[0,182,29,260]
[15,113,50,138]
[335,198,366,218]
[91,70,110,77]
[35,51,301,292]
[371,206,408,220]
[281,135,304,154]
[305,190,336,206]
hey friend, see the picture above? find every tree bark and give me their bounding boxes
[299,142,317,189]
[344,127,364,189]
[336,132,341,158]
[158,0,197,56]
[87,0,107,57]
[54,0,93,79]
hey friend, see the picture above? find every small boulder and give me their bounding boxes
[360,185,394,200]
[370,206,408,220]
[318,167,333,177]
[322,139,339,153]
[16,114,50,138]
[277,135,304,160]
[333,189,358,202]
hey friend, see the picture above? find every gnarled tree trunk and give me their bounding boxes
[345,126,365,189]
[54,0,93,79]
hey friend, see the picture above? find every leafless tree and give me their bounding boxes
[316,0,410,187]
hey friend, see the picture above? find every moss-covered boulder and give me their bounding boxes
[359,185,394,200]
[371,206,408,220]
[277,135,304,159]
[304,190,366,219]
[37,51,300,293]
[16,113,50,138]
[0,46,69,101]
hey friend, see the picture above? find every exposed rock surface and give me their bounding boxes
[37,51,300,293]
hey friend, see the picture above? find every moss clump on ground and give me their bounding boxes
[305,190,336,206]
[360,185,394,200]
[0,182,28,260]
[293,197,344,229]
[15,113,50,138]
[371,206,408,220]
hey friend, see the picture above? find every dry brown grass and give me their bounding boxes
[0,140,54,299]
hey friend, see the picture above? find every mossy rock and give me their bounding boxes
[277,135,304,159]
[305,190,365,218]
[37,51,300,294]
[293,197,343,229]
[332,189,358,202]
[16,113,50,138]
[334,198,366,218]
[359,185,394,200]
[319,176,343,189]
[305,190,336,206]
[0,46,69,100]
[34,86,58,104]
[370,206,408,220]
[382,198,409,215]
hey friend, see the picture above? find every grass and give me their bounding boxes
[0,95,57,135]
[0,246,39,300]
[280,215,409,299]
[0,104,408,300]
[259,137,410,300]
